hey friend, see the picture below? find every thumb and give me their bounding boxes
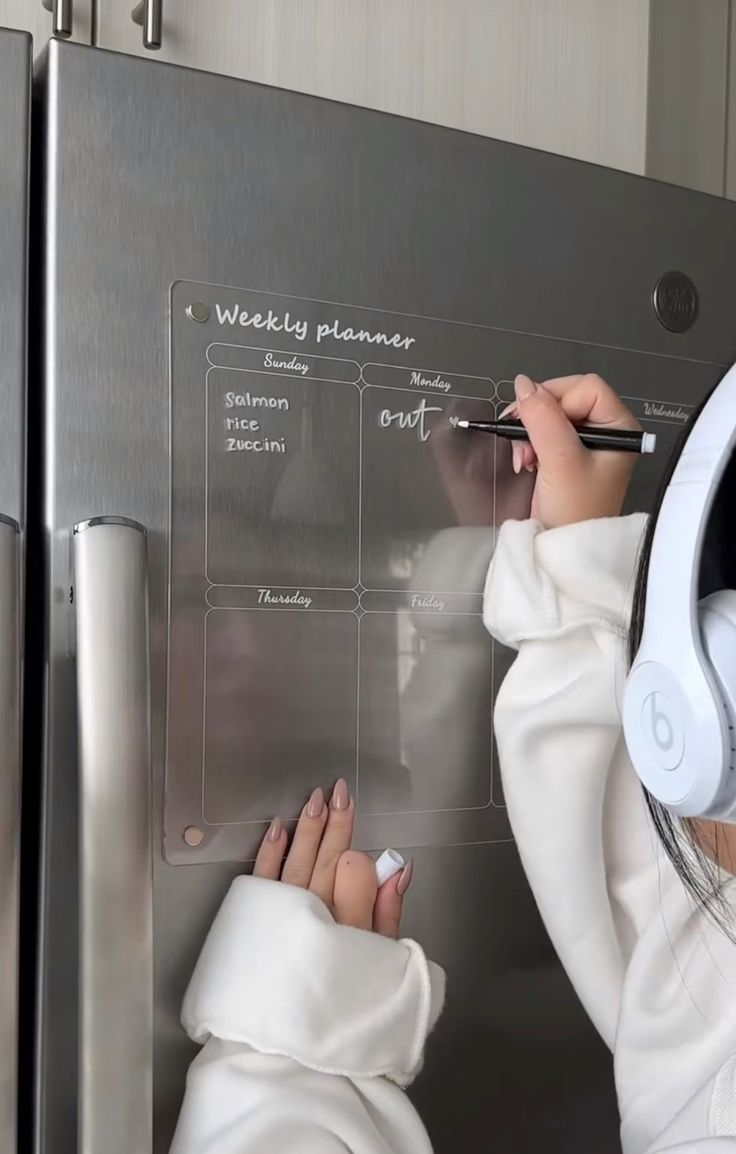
[514,374,584,475]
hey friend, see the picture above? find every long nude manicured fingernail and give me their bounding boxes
[498,401,519,419]
[511,441,524,475]
[331,778,350,811]
[514,374,536,402]
[267,817,282,842]
[521,444,537,473]
[396,859,414,897]
[306,787,325,818]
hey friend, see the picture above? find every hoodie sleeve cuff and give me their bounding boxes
[181,876,446,1088]
[483,514,647,649]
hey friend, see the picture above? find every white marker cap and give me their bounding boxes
[375,848,405,887]
[642,432,657,454]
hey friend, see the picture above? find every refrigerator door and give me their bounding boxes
[36,40,736,1154]
[0,27,29,1154]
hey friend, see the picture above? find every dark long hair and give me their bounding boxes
[629,372,736,936]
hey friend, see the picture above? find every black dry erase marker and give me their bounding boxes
[450,417,656,455]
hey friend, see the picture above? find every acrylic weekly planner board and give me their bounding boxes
[166,281,707,864]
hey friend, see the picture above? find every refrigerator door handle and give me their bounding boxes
[131,0,163,50]
[74,516,152,1154]
[41,0,73,39]
[0,514,20,1154]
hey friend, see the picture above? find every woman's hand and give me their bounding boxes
[509,373,641,529]
[253,780,412,939]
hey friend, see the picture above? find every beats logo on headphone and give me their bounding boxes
[623,364,736,821]
[642,691,684,769]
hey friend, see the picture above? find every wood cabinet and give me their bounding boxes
[0,0,92,47]
[94,0,651,173]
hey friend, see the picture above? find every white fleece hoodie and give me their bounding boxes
[485,515,736,1154]
[169,874,445,1154]
[171,515,736,1154]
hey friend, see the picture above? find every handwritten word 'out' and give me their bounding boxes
[378,397,443,443]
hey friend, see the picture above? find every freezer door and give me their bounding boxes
[0,27,30,1154]
[37,39,736,1154]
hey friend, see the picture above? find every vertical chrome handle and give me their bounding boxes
[131,0,163,50]
[0,516,20,1154]
[74,517,152,1154]
[41,0,73,38]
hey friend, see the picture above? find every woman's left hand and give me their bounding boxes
[253,780,412,940]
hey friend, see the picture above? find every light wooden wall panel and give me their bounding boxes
[95,0,651,172]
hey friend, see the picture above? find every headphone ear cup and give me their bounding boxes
[698,591,736,767]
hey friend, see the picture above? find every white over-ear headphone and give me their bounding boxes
[623,365,736,821]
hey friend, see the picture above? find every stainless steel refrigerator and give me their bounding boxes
[0,28,29,1154]
[4,28,736,1154]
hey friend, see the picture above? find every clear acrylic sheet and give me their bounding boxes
[166,281,703,863]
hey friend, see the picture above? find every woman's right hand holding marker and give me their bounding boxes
[508,373,641,528]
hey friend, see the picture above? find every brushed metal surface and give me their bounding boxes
[727,3,736,201]
[37,40,736,1154]
[0,29,28,1154]
[73,518,152,1154]
[0,520,20,1154]
[0,29,29,527]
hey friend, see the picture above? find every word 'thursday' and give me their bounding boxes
[214,304,416,351]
